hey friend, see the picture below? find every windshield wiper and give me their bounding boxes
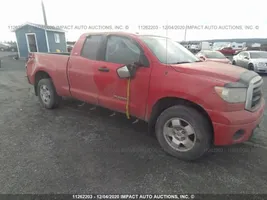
[171,61,191,64]
[170,60,202,64]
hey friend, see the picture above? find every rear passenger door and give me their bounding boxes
[68,35,104,105]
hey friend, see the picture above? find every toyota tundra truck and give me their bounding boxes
[26,32,265,161]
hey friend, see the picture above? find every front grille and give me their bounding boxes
[252,86,261,107]
[245,76,263,111]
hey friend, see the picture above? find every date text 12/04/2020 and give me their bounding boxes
[138,25,259,30]
[72,194,195,199]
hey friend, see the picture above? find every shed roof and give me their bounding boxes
[11,22,66,33]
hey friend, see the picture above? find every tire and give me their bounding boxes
[37,78,61,109]
[248,63,254,71]
[232,60,236,65]
[155,105,212,161]
[0,48,4,51]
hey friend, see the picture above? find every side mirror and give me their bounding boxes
[117,64,137,79]
[116,53,149,79]
[244,56,249,60]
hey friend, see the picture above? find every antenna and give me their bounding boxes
[41,0,48,25]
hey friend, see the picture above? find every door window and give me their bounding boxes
[243,52,249,58]
[81,35,103,60]
[105,36,141,64]
[238,52,245,58]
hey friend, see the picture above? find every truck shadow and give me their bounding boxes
[57,97,264,164]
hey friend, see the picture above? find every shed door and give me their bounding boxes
[26,34,38,52]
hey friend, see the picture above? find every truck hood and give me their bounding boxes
[170,61,248,82]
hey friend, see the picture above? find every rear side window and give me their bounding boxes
[105,36,141,64]
[81,35,103,60]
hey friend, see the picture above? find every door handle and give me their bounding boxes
[98,66,109,72]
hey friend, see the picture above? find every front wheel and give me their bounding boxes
[248,63,254,71]
[232,60,236,65]
[37,78,61,109]
[155,105,212,161]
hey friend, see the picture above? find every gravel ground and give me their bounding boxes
[0,56,266,194]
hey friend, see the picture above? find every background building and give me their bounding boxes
[12,22,67,58]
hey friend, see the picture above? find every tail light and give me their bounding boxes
[26,53,35,68]
[27,53,35,61]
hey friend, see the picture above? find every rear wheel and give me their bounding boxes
[155,105,212,161]
[37,78,61,109]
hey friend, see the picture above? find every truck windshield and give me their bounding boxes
[139,36,200,64]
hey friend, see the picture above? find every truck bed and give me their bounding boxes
[47,52,71,56]
[26,52,71,97]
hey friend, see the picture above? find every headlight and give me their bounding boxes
[214,87,247,103]
[257,62,265,67]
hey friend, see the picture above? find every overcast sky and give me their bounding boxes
[0,0,266,42]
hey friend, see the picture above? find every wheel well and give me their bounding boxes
[148,97,214,141]
[248,63,254,69]
[34,71,51,95]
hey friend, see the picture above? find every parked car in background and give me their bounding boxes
[26,32,265,161]
[196,50,231,64]
[189,44,200,53]
[235,46,264,55]
[0,43,10,51]
[218,46,239,55]
[8,44,17,52]
[0,42,17,52]
[232,51,267,73]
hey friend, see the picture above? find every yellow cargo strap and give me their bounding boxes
[126,78,131,119]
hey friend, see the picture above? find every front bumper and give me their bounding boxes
[209,98,265,146]
[255,69,267,73]
[26,75,31,84]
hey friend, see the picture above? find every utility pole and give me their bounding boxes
[41,0,48,25]
[184,25,187,41]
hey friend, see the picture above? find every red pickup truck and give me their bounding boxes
[218,47,239,55]
[26,32,265,161]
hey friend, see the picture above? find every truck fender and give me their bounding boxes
[33,70,54,96]
[146,96,213,137]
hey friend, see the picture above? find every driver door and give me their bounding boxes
[236,52,244,66]
[94,34,151,119]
